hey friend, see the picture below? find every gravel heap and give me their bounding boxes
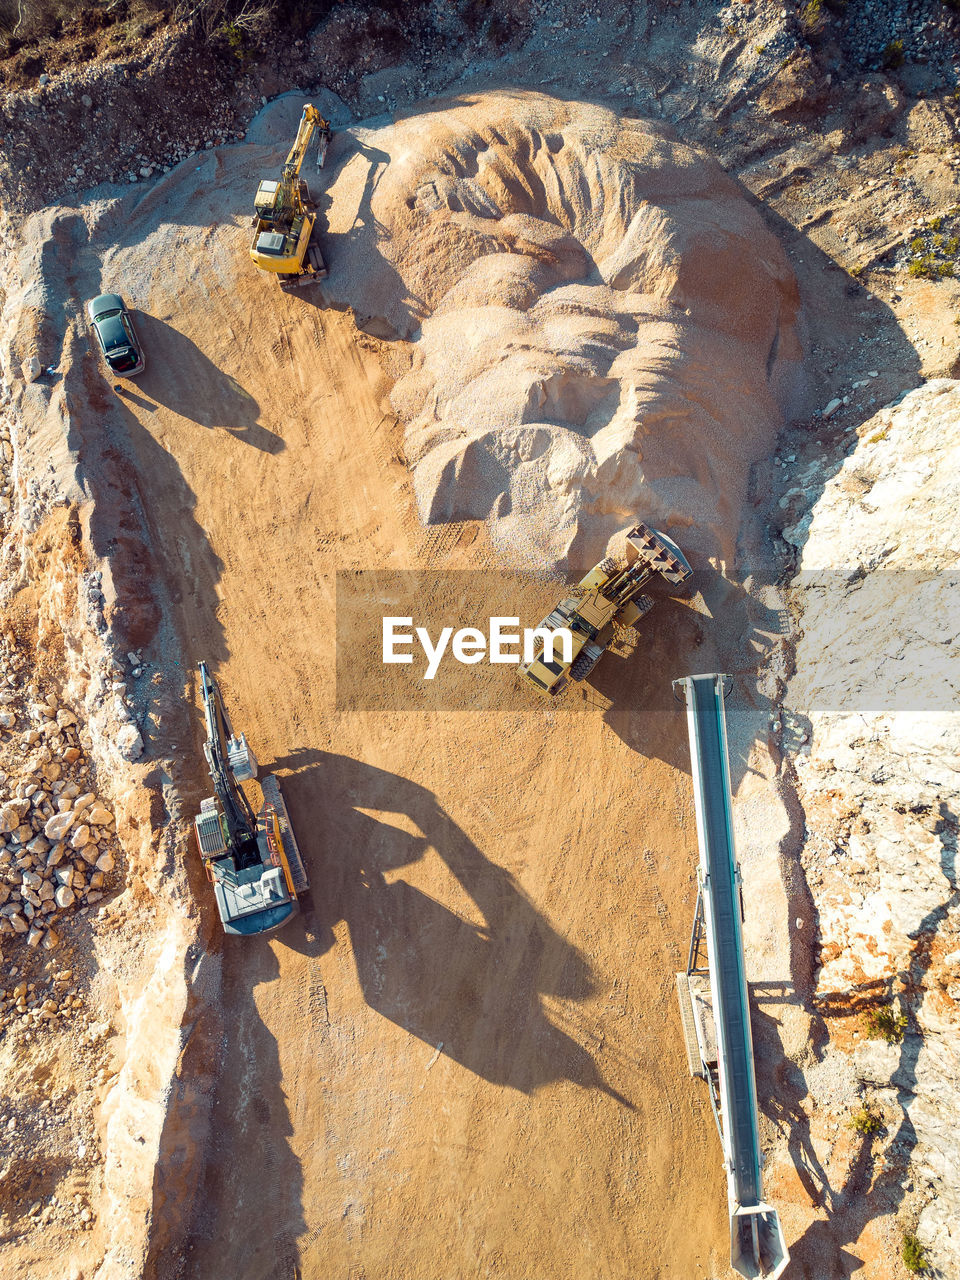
[321,90,804,568]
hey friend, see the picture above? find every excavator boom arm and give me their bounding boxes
[282,104,322,180]
[198,663,257,851]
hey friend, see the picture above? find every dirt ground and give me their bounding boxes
[131,249,742,1280]
[58,196,746,1278]
[5,1,960,1265]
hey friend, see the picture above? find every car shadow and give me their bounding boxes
[125,312,285,453]
[272,749,632,1104]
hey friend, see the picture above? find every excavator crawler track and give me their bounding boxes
[259,774,310,894]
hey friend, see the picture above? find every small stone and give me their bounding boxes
[117,725,143,761]
[54,885,75,909]
[26,926,44,948]
[868,371,879,377]
[27,835,50,856]
[86,806,113,827]
[56,709,76,729]
[78,844,100,866]
[45,813,73,841]
[1,801,28,833]
[70,825,90,850]
[95,851,114,873]
[81,94,92,107]
[822,398,842,418]
[0,711,14,729]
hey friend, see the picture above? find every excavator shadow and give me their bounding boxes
[272,749,633,1103]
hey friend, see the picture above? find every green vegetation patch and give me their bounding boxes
[848,1103,884,1135]
[902,1232,929,1274]
[862,1005,908,1043]
[904,213,960,281]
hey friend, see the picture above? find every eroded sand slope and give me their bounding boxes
[319,91,804,567]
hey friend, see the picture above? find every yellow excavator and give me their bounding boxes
[250,103,331,290]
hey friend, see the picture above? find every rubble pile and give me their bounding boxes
[0,660,121,963]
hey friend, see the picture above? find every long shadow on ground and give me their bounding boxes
[275,749,631,1103]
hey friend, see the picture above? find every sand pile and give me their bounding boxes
[321,91,805,566]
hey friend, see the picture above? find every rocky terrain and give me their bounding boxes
[779,380,960,1277]
[0,1,958,1279]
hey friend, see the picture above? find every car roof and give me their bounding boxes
[89,293,126,316]
[98,315,131,350]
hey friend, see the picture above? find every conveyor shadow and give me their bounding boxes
[275,749,632,1103]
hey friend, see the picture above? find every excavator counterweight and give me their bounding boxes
[194,663,309,935]
[249,103,332,290]
[518,521,693,697]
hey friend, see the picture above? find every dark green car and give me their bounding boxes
[86,293,145,376]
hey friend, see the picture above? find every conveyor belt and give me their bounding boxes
[675,674,789,1280]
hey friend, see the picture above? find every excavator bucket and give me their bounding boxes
[625,522,693,586]
[317,121,331,170]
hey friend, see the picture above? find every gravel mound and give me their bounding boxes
[322,90,805,566]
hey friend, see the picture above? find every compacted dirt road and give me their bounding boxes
[87,198,729,1278]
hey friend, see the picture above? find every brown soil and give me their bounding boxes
[101,244,728,1277]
